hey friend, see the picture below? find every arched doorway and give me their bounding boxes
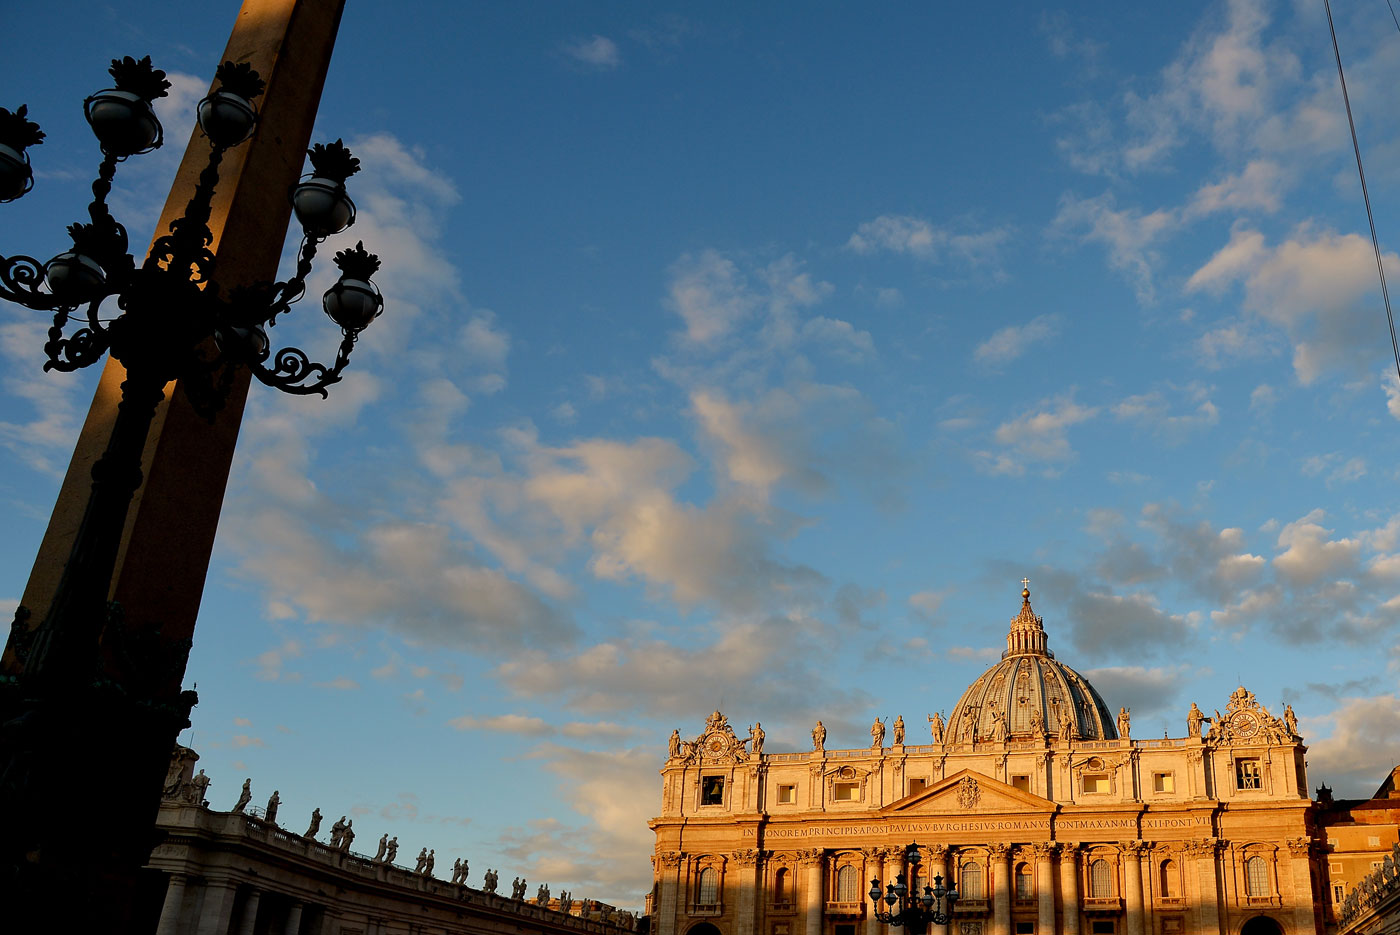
[687,922,725,935]
[1240,915,1284,935]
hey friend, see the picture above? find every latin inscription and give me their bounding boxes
[742,814,1208,839]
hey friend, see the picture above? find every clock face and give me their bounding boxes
[705,736,726,755]
[1230,711,1260,738]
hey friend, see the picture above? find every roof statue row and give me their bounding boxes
[663,582,1302,761]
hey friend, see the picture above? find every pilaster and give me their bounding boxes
[801,849,827,935]
[1122,842,1148,935]
[990,842,1012,935]
[1031,843,1056,935]
[1059,844,1080,935]
[733,849,764,935]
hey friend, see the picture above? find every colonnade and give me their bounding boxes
[156,875,309,935]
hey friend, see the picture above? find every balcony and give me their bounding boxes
[953,899,990,916]
[1083,897,1123,914]
[825,902,865,918]
[1155,897,1184,909]
[771,901,796,915]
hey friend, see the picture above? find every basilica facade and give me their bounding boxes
[648,588,1320,935]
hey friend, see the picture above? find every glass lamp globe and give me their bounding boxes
[0,144,33,202]
[323,276,382,333]
[292,177,355,237]
[84,90,162,156]
[197,91,257,147]
[44,252,106,301]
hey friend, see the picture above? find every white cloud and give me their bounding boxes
[979,394,1098,475]
[1272,509,1362,588]
[1188,159,1285,215]
[908,589,948,615]
[1186,225,1392,384]
[665,249,760,345]
[846,214,1009,268]
[448,713,553,735]
[1306,695,1400,796]
[565,35,621,70]
[973,315,1059,366]
[1051,192,1176,303]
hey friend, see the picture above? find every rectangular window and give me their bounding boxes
[777,784,796,805]
[833,782,859,801]
[1235,759,1263,790]
[701,776,725,806]
[1333,885,1345,903]
[1153,773,1175,793]
[1082,774,1109,794]
[1011,775,1031,792]
[908,778,927,796]
[1091,922,1116,935]
[1016,924,1035,935]
[835,924,857,935]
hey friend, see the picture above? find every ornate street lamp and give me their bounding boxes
[0,54,382,678]
[0,51,383,915]
[870,843,960,935]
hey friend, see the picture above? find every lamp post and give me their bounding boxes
[870,843,960,935]
[0,51,380,926]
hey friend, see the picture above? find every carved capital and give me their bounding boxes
[797,848,825,866]
[654,850,685,870]
[925,843,951,861]
[988,843,1012,860]
[881,845,905,861]
[1285,836,1314,858]
[730,848,762,867]
[1057,843,1079,865]
[1030,842,1058,860]
[861,846,886,862]
[1182,838,1220,859]
[1121,840,1152,856]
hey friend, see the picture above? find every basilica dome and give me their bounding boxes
[943,586,1118,743]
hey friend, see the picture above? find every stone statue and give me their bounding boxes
[668,728,681,759]
[991,709,1008,742]
[538,883,550,904]
[513,877,527,900]
[415,848,429,873]
[329,816,347,848]
[484,868,499,893]
[233,778,252,814]
[452,857,469,885]
[1284,704,1298,737]
[871,717,886,748]
[425,849,435,876]
[191,769,211,805]
[749,722,765,755]
[339,820,355,852]
[893,715,905,745]
[1187,702,1205,738]
[1117,706,1131,739]
[375,834,388,862]
[265,790,280,825]
[928,711,944,743]
[386,836,399,863]
[812,720,826,751]
[1059,713,1076,741]
[305,808,322,838]
[1030,709,1045,736]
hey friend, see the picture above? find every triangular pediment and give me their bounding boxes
[880,768,1057,814]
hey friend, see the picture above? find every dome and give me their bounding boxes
[943,585,1118,743]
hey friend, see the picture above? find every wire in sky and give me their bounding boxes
[1386,0,1400,35]
[1324,0,1400,386]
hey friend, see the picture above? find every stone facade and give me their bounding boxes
[649,590,1320,935]
[1318,767,1400,933]
[147,749,640,935]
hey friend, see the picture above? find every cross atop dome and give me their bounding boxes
[1005,578,1053,658]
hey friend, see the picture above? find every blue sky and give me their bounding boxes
[4,0,1400,908]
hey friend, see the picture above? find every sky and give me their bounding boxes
[3,0,1400,910]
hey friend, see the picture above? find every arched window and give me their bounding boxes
[698,867,719,906]
[1159,860,1176,898]
[1245,857,1269,897]
[1090,859,1112,898]
[961,862,983,899]
[774,868,789,904]
[837,865,860,902]
[1015,863,1033,899]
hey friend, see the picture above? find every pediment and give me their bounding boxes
[880,768,1057,815]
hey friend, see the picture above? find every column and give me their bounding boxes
[195,881,240,935]
[235,887,262,935]
[990,843,1012,935]
[1285,838,1317,935]
[283,901,304,935]
[156,873,189,935]
[864,848,887,935]
[802,849,826,935]
[1122,843,1146,935]
[1059,845,1080,935]
[1034,845,1056,935]
[926,845,950,935]
[1188,840,1221,935]
[733,849,763,935]
[654,852,684,935]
